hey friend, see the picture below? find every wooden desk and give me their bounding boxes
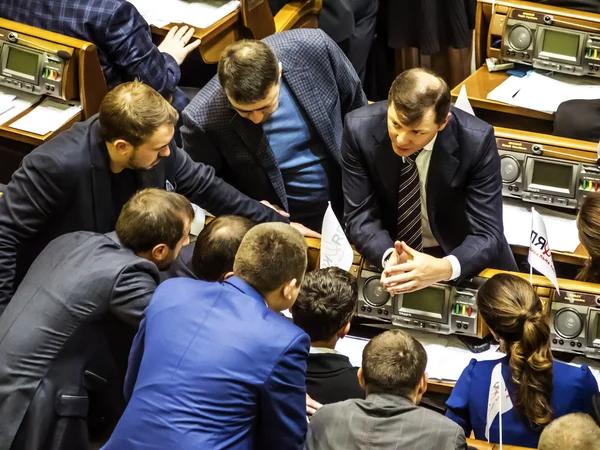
[451,66,554,134]
[512,243,589,267]
[152,10,242,64]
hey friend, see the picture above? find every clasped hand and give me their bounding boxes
[381,241,452,294]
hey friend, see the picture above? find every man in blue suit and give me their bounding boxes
[182,29,367,234]
[103,223,310,450]
[343,68,517,293]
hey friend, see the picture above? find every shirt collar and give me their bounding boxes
[423,133,438,151]
[310,347,340,355]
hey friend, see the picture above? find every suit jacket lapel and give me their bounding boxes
[373,116,403,207]
[230,113,288,210]
[283,67,340,165]
[89,123,116,232]
[426,115,460,231]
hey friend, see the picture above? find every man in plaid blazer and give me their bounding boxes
[0,0,200,114]
[182,29,367,234]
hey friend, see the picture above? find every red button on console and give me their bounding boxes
[468,306,472,317]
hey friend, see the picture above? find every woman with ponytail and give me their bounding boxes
[445,273,598,448]
[576,193,600,283]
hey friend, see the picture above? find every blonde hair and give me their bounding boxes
[233,223,307,294]
[576,193,600,283]
[98,80,178,146]
[477,273,553,427]
[538,414,600,450]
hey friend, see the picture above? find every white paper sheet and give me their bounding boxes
[487,71,600,114]
[10,98,82,135]
[0,86,41,126]
[454,84,476,116]
[335,331,503,383]
[127,0,240,29]
[502,198,580,253]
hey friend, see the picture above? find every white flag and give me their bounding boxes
[455,84,476,116]
[528,208,560,293]
[320,203,353,271]
[485,362,514,443]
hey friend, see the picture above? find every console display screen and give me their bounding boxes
[531,160,573,192]
[541,29,579,60]
[5,46,38,79]
[402,287,445,317]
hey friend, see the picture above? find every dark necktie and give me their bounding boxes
[396,150,423,252]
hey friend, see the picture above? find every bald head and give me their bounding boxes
[388,68,451,126]
[218,39,279,104]
[191,216,255,282]
[538,414,600,450]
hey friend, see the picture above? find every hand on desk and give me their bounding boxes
[381,241,452,294]
[260,200,321,238]
[158,25,201,65]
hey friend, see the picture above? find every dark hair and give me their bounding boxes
[291,268,358,342]
[576,193,600,283]
[388,68,451,126]
[99,80,178,147]
[217,39,279,104]
[477,273,553,427]
[234,223,307,295]
[362,329,427,398]
[191,215,255,282]
[538,413,600,450]
[116,189,194,253]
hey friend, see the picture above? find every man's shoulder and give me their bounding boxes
[182,77,231,127]
[345,101,387,125]
[450,106,494,139]
[264,28,330,54]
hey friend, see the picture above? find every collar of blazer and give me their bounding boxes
[224,275,268,308]
[88,117,172,232]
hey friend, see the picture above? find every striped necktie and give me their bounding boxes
[396,150,423,251]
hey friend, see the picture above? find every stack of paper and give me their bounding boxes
[127,0,240,29]
[10,99,82,136]
[0,86,41,126]
[487,71,600,114]
[502,198,580,253]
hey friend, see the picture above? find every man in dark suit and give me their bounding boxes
[181,29,367,234]
[0,81,288,313]
[304,329,468,450]
[343,68,517,294]
[104,223,310,450]
[0,189,193,450]
[159,215,254,282]
[0,0,200,114]
[291,267,364,404]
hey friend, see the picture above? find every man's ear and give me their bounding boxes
[437,112,451,132]
[282,278,298,302]
[219,271,235,281]
[357,367,366,391]
[113,139,133,156]
[337,322,351,339]
[151,243,169,262]
[418,372,428,396]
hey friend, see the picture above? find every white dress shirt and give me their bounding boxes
[383,134,461,280]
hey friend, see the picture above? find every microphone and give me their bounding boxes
[7,32,71,60]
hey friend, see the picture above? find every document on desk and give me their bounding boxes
[10,99,82,136]
[502,198,580,253]
[487,71,600,114]
[127,0,240,29]
[0,86,41,126]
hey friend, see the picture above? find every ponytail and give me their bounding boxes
[508,310,554,427]
[576,257,600,284]
[477,274,554,428]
